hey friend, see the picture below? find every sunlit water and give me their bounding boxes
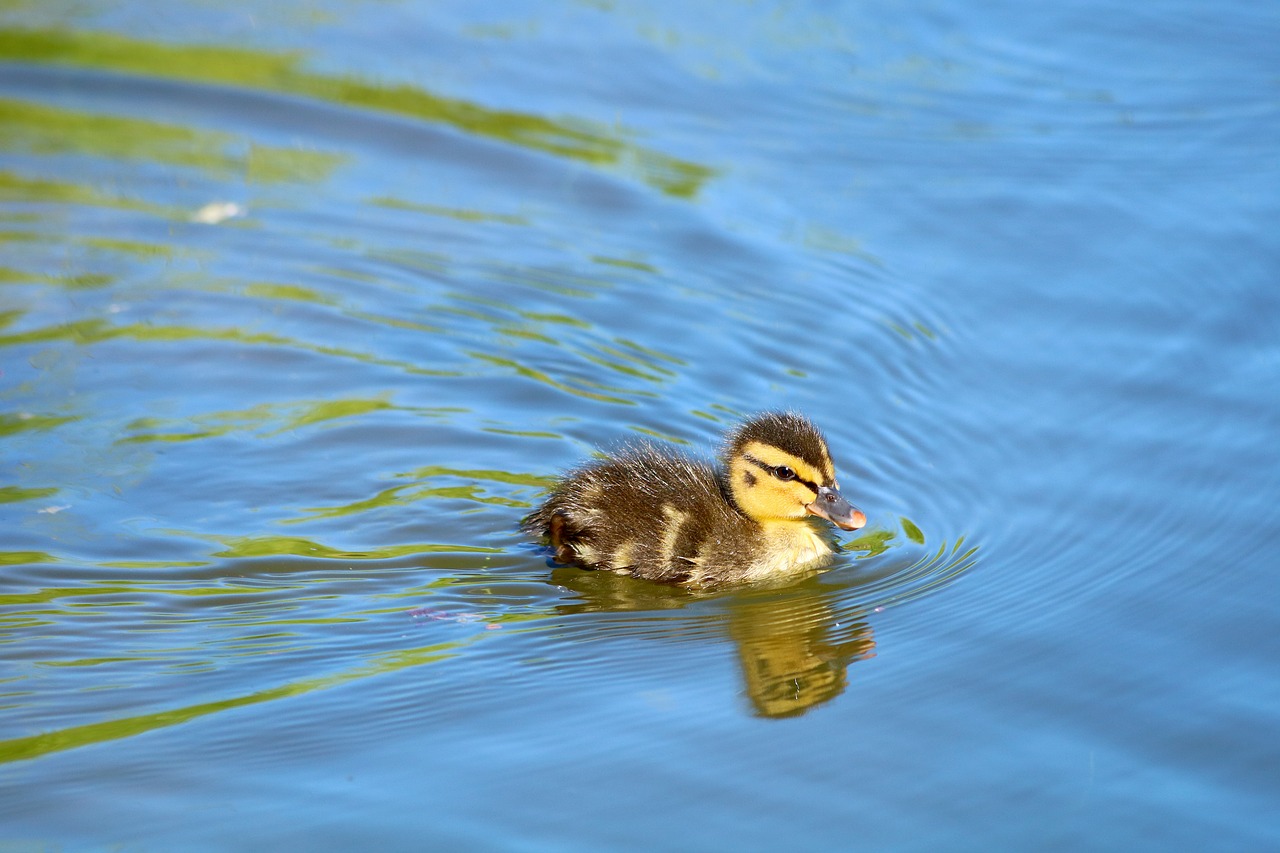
[2,1,1278,849]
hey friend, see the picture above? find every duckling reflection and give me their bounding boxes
[551,569,876,718]
[729,590,875,718]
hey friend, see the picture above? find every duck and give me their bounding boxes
[523,412,866,585]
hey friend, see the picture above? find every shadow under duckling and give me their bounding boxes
[523,412,866,586]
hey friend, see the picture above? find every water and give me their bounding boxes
[2,0,1278,849]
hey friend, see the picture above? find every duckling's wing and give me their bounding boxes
[525,442,744,581]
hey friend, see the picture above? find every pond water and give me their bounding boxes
[2,0,1278,849]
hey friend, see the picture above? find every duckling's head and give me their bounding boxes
[724,412,866,531]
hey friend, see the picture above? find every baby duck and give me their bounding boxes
[523,412,866,586]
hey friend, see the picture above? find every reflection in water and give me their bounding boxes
[544,517,974,716]
[729,590,875,719]
[0,96,346,183]
[0,169,175,216]
[0,26,714,197]
[0,630,475,765]
[551,568,877,718]
[0,518,969,775]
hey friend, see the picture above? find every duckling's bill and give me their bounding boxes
[805,485,867,531]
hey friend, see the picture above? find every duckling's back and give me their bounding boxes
[523,443,755,584]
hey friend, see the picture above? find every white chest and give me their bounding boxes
[746,523,835,580]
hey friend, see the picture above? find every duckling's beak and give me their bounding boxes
[806,486,867,531]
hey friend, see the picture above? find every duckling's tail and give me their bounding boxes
[547,513,576,564]
[522,506,580,566]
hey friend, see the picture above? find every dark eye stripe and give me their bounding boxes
[742,453,820,496]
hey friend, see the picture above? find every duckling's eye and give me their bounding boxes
[772,466,796,481]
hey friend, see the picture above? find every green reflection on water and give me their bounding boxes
[292,483,528,522]
[482,263,608,300]
[95,560,208,570]
[268,397,394,435]
[36,656,157,668]
[362,248,450,279]
[0,317,459,378]
[403,466,551,488]
[237,280,337,306]
[207,535,501,560]
[0,169,171,214]
[370,195,529,226]
[179,272,450,334]
[0,637,470,765]
[0,27,714,198]
[1,580,290,608]
[887,319,939,343]
[117,397,433,445]
[0,97,345,183]
[289,466,549,523]
[78,236,174,261]
[591,255,660,274]
[0,411,78,436]
[482,427,561,439]
[0,550,56,566]
[0,486,58,503]
[0,264,112,288]
[583,344,676,383]
[469,351,648,405]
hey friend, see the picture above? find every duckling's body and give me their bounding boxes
[523,412,866,586]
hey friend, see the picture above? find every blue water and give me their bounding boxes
[2,0,1278,849]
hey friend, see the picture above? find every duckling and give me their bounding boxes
[523,412,866,585]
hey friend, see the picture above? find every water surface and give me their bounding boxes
[2,0,1278,849]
